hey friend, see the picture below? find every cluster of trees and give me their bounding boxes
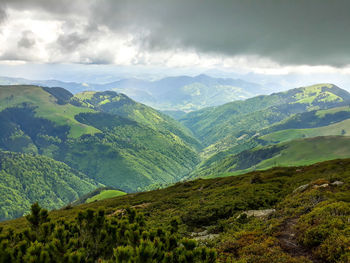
[0,203,216,262]
[0,151,99,221]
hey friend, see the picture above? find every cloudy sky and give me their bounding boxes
[0,0,350,86]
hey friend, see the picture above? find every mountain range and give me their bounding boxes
[1,82,350,222]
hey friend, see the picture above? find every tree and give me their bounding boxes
[26,202,49,232]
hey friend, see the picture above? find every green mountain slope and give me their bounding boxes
[261,118,350,143]
[0,151,101,221]
[262,105,350,137]
[181,84,350,147]
[192,136,350,178]
[73,90,201,149]
[199,105,350,169]
[0,85,99,138]
[2,158,350,262]
[0,85,200,192]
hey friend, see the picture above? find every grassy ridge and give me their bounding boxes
[181,84,350,148]
[0,85,99,138]
[193,136,350,179]
[261,119,350,143]
[194,104,350,177]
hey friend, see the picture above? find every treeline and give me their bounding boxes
[0,203,216,263]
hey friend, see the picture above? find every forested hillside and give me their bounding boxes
[73,90,201,149]
[0,85,200,192]
[0,151,100,221]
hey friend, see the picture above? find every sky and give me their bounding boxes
[0,0,350,88]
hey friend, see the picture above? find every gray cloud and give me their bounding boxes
[0,0,87,16]
[17,30,36,48]
[2,0,350,66]
[0,49,32,61]
[0,6,7,25]
[56,32,88,52]
[88,0,350,66]
[82,50,116,65]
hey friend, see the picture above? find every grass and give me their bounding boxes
[316,105,350,118]
[196,136,350,179]
[86,190,126,203]
[0,85,100,138]
[260,119,350,143]
[257,136,350,169]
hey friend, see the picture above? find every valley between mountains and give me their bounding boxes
[1,82,350,262]
[1,83,350,222]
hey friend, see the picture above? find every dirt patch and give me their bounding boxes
[132,202,151,209]
[276,218,321,263]
[108,203,152,217]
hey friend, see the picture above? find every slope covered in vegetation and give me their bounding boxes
[192,136,350,179]
[0,151,101,221]
[2,158,350,262]
[181,84,350,147]
[193,104,350,177]
[73,90,201,149]
[0,85,200,192]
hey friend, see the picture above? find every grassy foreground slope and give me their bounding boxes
[2,158,350,262]
[0,85,200,192]
[193,136,350,178]
[0,151,101,221]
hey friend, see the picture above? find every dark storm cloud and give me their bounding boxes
[2,0,350,66]
[88,0,350,66]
